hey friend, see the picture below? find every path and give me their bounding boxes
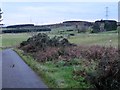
[2,49,48,88]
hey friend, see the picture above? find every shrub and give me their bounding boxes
[20,33,74,52]
[19,33,119,89]
[85,60,120,90]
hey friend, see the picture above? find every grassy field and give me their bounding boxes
[1,31,118,49]
[68,33,118,48]
[1,33,30,47]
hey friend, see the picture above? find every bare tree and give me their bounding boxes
[0,8,3,34]
[0,8,3,22]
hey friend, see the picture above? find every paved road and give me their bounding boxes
[2,49,48,88]
[0,51,2,89]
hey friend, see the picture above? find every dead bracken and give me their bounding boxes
[19,33,120,89]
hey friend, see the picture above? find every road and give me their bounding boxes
[2,49,48,88]
[0,50,2,89]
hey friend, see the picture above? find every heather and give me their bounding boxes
[19,33,119,89]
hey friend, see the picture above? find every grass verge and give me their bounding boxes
[14,49,93,88]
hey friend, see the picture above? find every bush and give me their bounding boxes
[72,46,119,90]
[19,33,119,89]
[85,60,120,90]
[20,33,74,52]
[92,23,100,33]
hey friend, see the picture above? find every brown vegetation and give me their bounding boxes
[19,33,120,89]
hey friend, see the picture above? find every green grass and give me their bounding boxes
[68,33,118,47]
[15,49,93,88]
[1,33,30,47]
[1,30,118,48]
[50,29,118,48]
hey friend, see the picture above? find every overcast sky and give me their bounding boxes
[0,0,119,26]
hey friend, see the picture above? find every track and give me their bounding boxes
[2,49,48,88]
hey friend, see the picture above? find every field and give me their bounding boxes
[1,32,118,48]
[68,33,118,47]
[1,33,30,48]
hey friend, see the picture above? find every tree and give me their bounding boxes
[104,21,117,31]
[0,8,3,22]
[92,23,100,33]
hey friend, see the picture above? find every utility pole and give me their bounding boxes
[105,7,109,20]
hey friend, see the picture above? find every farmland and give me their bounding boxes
[1,31,118,48]
[69,33,118,47]
[1,33,30,48]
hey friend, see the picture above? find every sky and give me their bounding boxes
[118,1,120,22]
[0,1,119,26]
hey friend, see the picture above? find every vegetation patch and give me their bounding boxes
[15,49,92,88]
[17,33,119,89]
[68,33,118,47]
[2,33,30,47]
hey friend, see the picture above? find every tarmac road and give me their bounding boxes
[0,50,2,89]
[2,49,48,88]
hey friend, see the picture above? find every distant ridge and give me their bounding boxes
[3,20,118,33]
[6,24,34,28]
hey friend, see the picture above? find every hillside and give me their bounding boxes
[1,20,118,33]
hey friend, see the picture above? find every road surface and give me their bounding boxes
[0,50,2,89]
[2,49,48,88]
